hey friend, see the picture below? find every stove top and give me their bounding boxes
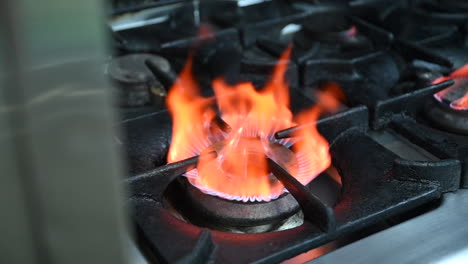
[109,0,468,263]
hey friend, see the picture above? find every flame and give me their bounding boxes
[314,82,346,111]
[345,25,357,38]
[433,64,468,85]
[451,95,468,110]
[433,64,468,110]
[198,24,215,41]
[167,47,335,202]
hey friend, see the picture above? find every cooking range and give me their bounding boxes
[110,0,468,263]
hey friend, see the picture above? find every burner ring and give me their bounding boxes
[425,97,468,135]
[171,177,301,232]
[164,168,342,233]
[190,137,298,202]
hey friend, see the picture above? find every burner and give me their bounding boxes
[165,177,302,233]
[163,166,341,233]
[166,47,334,204]
[255,12,376,62]
[210,0,302,46]
[302,15,372,52]
[425,97,468,135]
[194,137,298,201]
[434,80,468,108]
[125,106,444,262]
[425,63,468,134]
[107,54,169,107]
[250,13,403,107]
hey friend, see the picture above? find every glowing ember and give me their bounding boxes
[433,63,468,110]
[345,25,357,38]
[167,47,337,202]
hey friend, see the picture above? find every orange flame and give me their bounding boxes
[314,82,346,112]
[451,95,468,110]
[167,47,336,202]
[433,63,468,110]
[345,25,357,38]
[433,64,468,85]
[198,24,215,41]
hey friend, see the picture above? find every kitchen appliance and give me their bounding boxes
[112,1,468,263]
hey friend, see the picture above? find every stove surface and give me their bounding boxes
[128,190,468,263]
[109,0,468,263]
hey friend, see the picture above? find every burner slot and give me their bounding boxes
[368,129,439,161]
[330,129,399,196]
[425,98,468,135]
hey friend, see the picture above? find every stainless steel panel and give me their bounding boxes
[312,190,468,264]
[0,3,39,262]
[0,0,130,263]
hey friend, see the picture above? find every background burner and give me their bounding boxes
[250,11,403,107]
[426,90,468,135]
[301,15,372,53]
[107,53,170,107]
[434,80,468,107]
[380,2,468,68]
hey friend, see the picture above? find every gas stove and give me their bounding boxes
[109,0,468,263]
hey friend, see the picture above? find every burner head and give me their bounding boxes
[434,79,468,109]
[164,167,341,233]
[192,137,298,202]
[108,54,169,107]
[302,16,372,53]
[166,177,302,233]
[426,94,468,135]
